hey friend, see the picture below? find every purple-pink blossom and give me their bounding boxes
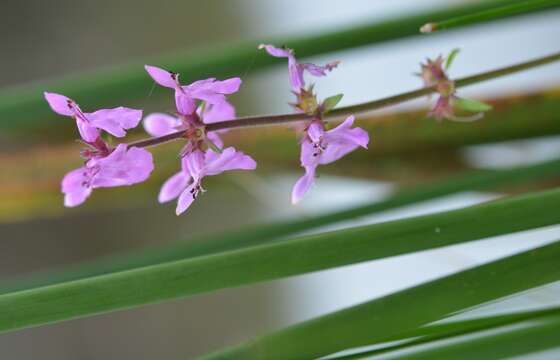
[259,44,339,93]
[61,144,154,207]
[45,92,154,207]
[44,92,142,143]
[292,116,369,203]
[158,147,256,215]
[144,65,241,116]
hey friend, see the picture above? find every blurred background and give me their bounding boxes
[1,0,560,359]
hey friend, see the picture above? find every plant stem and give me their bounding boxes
[129,51,560,149]
[421,0,560,33]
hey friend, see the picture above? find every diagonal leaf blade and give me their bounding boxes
[204,240,560,359]
[0,188,560,334]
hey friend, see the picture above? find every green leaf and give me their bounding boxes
[203,240,560,359]
[322,93,344,113]
[0,0,550,133]
[0,187,560,334]
[3,157,560,296]
[3,157,560,295]
[377,313,560,360]
[445,48,460,70]
[331,306,560,359]
[454,97,493,112]
[421,0,560,33]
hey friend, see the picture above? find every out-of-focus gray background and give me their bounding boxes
[1,1,560,359]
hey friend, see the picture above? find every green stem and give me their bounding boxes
[421,0,560,33]
[129,51,560,148]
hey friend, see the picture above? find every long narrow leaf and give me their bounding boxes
[421,0,560,33]
[0,0,547,132]
[333,306,560,359]
[380,314,560,360]
[0,188,559,334]
[3,157,560,295]
[204,241,560,359]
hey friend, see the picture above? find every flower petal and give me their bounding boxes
[92,144,154,187]
[44,92,74,116]
[301,61,339,77]
[87,107,143,138]
[158,171,190,203]
[188,88,226,105]
[175,91,197,115]
[176,185,197,215]
[76,119,100,143]
[183,149,206,180]
[289,61,304,91]
[145,65,178,88]
[210,77,242,94]
[204,147,257,176]
[206,132,224,149]
[291,166,316,204]
[325,116,369,149]
[143,113,182,137]
[258,44,292,58]
[202,100,235,124]
[300,139,318,168]
[61,167,93,207]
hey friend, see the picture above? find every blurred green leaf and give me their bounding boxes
[332,305,560,359]
[323,93,344,113]
[375,313,560,360]
[204,241,560,359]
[421,0,560,33]
[445,48,460,70]
[0,187,559,334]
[3,157,560,295]
[454,97,493,112]
[0,0,551,133]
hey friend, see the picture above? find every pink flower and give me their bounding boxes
[158,147,256,215]
[292,116,369,203]
[144,65,241,116]
[259,44,339,93]
[44,92,142,143]
[62,144,154,207]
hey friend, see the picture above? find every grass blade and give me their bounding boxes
[332,306,560,359]
[378,313,560,360]
[421,0,560,33]
[203,241,560,359]
[3,157,560,295]
[0,188,559,334]
[0,0,550,132]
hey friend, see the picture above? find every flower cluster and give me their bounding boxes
[44,93,153,207]
[45,46,490,215]
[259,44,369,203]
[419,49,492,122]
[142,65,256,214]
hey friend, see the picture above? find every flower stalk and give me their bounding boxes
[129,51,560,149]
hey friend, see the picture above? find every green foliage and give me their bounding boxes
[204,241,560,359]
[445,48,460,70]
[1,187,560,335]
[454,97,493,112]
[322,93,344,113]
[422,0,560,33]
[0,0,551,133]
